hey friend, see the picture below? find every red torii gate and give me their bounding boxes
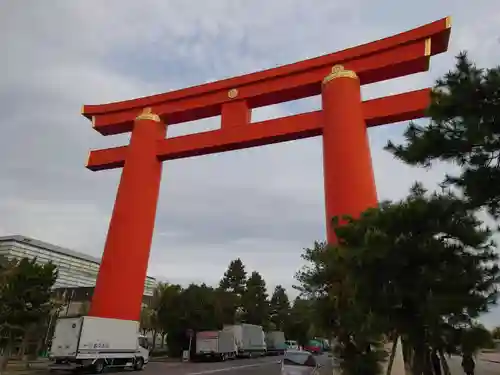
[82,17,451,322]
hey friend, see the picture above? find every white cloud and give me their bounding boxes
[1,0,500,327]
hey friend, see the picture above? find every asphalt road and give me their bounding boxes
[67,352,498,375]
[447,355,500,375]
[143,354,333,375]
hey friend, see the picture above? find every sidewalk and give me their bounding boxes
[3,359,49,375]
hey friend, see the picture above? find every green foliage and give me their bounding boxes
[155,278,244,357]
[284,297,314,347]
[0,257,57,338]
[386,52,500,217]
[242,271,269,326]
[269,285,291,330]
[296,242,386,375]
[333,340,386,375]
[178,283,224,331]
[219,258,247,297]
[459,324,495,353]
[140,306,154,334]
[0,256,57,372]
[218,258,247,323]
[296,185,500,374]
[213,288,240,326]
[492,326,500,339]
[146,258,314,357]
[296,241,386,344]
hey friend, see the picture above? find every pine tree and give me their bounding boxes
[219,258,247,297]
[491,326,500,340]
[285,297,313,347]
[218,258,247,323]
[242,271,269,326]
[297,183,500,375]
[269,285,290,331]
[386,52,500,217]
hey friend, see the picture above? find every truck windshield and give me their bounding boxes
[138,337,149,349]
[283,352,316,367]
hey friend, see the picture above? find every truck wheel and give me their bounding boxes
[93,360,105,374]
[134,357,144,371]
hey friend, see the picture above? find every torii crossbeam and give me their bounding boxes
[82,17,451,321]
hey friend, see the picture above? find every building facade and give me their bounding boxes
[0,235,157,296]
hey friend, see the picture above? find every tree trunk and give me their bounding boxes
[411,343,426,375]
[438,349,450,375]
[35,335,44,359]
[161,332,166,348]
[423,348,433,375]
[402,339,413,374]
[152,330,158,351]
[20,329,32,369]
[0,335,13,375]
[386,334,399,375]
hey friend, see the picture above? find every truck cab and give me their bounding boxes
[138,335,151,359]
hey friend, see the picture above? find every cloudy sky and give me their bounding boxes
[2,1,500,327]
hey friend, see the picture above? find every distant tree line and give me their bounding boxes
[140,258,320,357]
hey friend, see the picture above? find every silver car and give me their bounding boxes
[281,350,322,375]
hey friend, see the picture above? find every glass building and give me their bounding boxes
[0,235,157,296]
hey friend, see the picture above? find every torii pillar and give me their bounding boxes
[88,109,166,320]
[321,65,378,244]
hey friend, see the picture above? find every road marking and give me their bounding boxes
[186,361,280,375]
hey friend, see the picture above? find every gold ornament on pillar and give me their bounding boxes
[135,107,161,122]
[322,65,358,85]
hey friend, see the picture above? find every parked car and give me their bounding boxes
[303,339,323,355]
[281,350,321,375]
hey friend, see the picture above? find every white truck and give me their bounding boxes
[265,331,286,355]
[222,324,266,357]
[195,330,237,361]
[48,316,150,373]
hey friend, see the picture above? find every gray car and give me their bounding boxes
[281,350,322,375]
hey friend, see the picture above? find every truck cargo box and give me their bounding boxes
[196,330,236,361]
[78,316,139,354]
[196,331,219,354]
[49,316,148,373]
[241,324,266,351]
[50,317,82,358]
[223,324,266,356]
[50,316,140,359]
[218,331,237,354]
[265,331,286,354]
